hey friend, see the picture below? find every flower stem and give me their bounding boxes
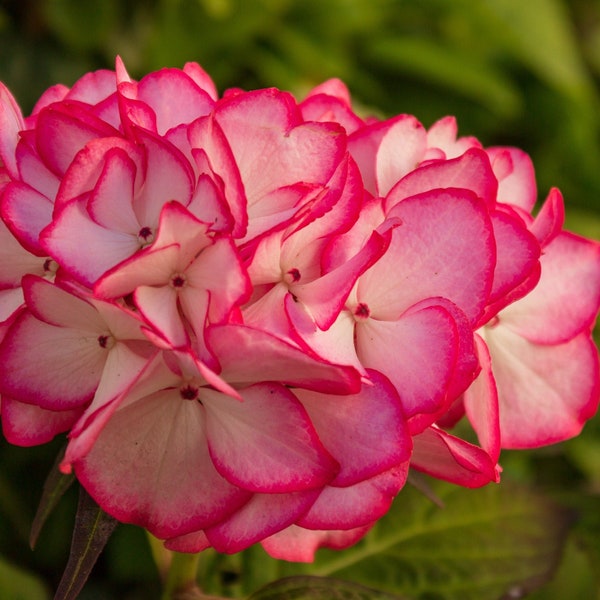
[161,551,202,600]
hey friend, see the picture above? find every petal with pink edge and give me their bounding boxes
[355,300,458,432]
[484,326,600,448]
[295,370,410,486]
[297,464,409,530]
[384,148,498,213]
[261,524,372,562]
[0,82,26,179]
[411,426,500,487]
[204,489,320,553]
[207,324,362,394]
[75,389,251,538]
[498,232,600,344]
[203,383,338,493]
[1,396,81,446]
[364,189,494,324]
[487,147,537,212]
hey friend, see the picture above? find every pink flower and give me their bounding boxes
[0,59,598,562]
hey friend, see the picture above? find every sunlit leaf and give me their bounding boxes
[233,481,572,600]
[54,485,118,600]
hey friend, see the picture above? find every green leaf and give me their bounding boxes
[248,575,409,600]
[0,555,50,600]
[30,445,75,549]
[232,482,572,600]
[54,485,118,600]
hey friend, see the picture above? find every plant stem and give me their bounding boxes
[161,551,202,600]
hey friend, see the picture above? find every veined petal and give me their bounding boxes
[384,148,498,212]
[135,285,187,348]
[355,300,458,433]
[363,189,494,324]
[0,82,25,179]
[204,489,320,553]
[207,323,362,393]
[485,326,600,448]
[411,426,500,487]
[203,383,338,493]
[462,334,500,462]
[261,524,371,562]
[1,396,81,446]
[41,199,140,285]
[295,370,410,486]
[74,389,250,538]
[487,146,537,212]
[297,465,409,530]
[1,182,54,254]
[498,232,600,344]
[0,311,106,409]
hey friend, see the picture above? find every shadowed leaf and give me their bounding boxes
[30,445,75,549]
[54,485,118,600]
[248,575,408,600]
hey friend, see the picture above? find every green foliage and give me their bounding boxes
[0,556,50,600]
[197,482,573,599]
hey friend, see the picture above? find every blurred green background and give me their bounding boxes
[1,0,600,598]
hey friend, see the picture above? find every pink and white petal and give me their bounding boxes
[0,82,25,179]
[131,128,194,226]
[184,236,250,322]
[287,303,366,377]
[487,147,537,212]
[137,68,214,134]
[294,229,390,330]
[375,115,427,197]
[86,148,140,232]
[485,326,600,448]
[355,301,458,433]
[187,171,234,233]
[426,116,482,158]
[1,396,82,447]
[462,334,500,462]
[214,89,345,204]
[499,232,600,344]
[66,69,117,104]
[183,62,218,101]
[0,221,47,287]
[95,244,181,299]
[15,139,61,200]
[0,312,105,409]
[300,94,364,135]
[1,182,54,253]
[207,323,362,394]
[164,530,211,554]
[348,116,413,197]
[41,199,141,286]
[384,148,498,213]
[366,189,495,324]
[23,275,103,329]
[295,370,410,486]
[484,205,540,311]
[0,288,24,323]
[411,426,500,487]
[74,390,251,538]
[188,117,247,237]
[298,464,409,530]
[261,524,372,562]
[34,102,119,176]
[135,285,187,348]
[529,187,564,246]
[204,489,320,553]
[203,383,338,493]
[56,137,144,210]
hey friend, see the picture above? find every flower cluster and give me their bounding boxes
[1,59,599,561]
